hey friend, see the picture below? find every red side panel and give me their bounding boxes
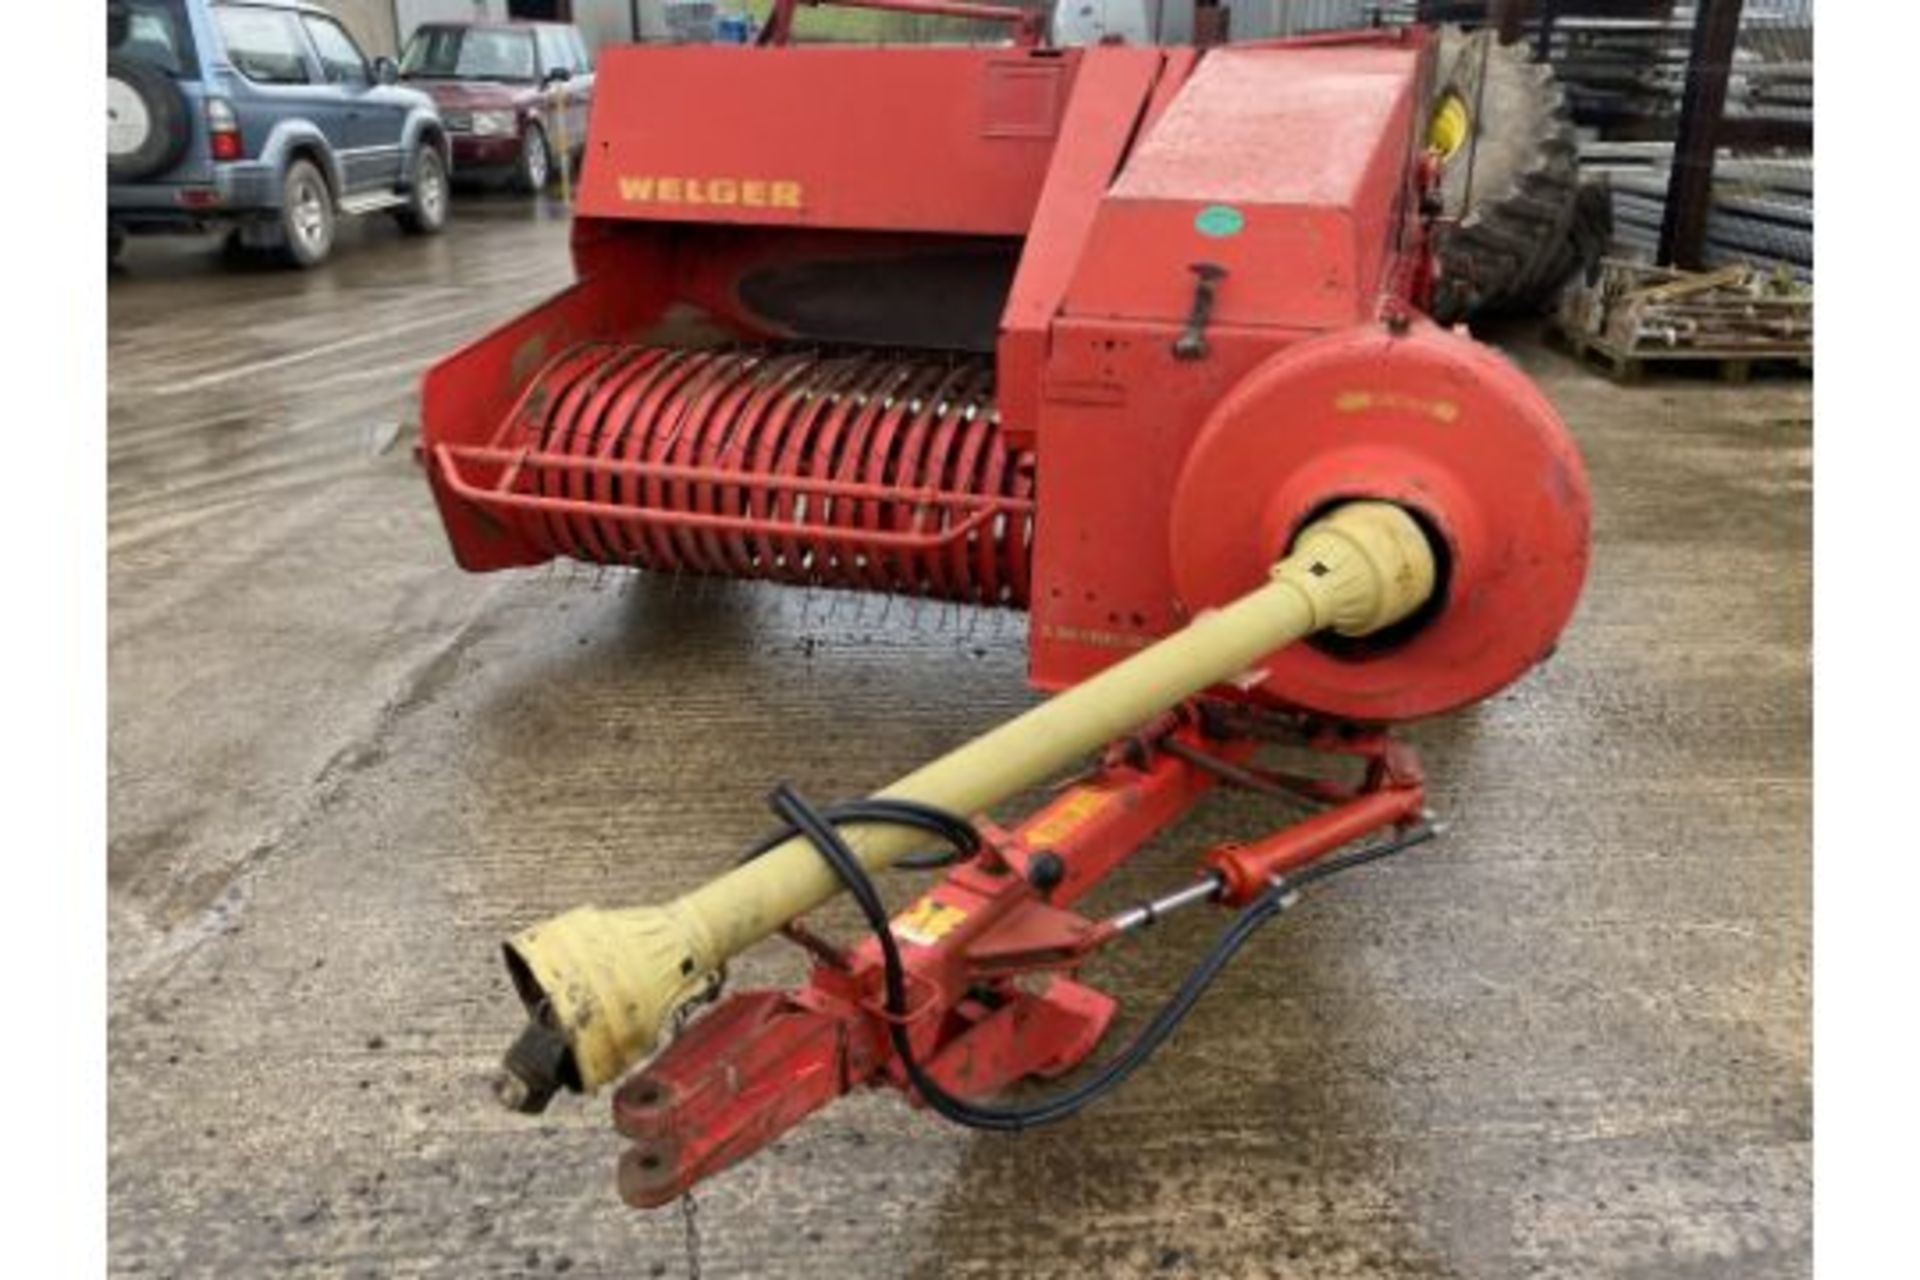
[1028,323,1291,687]
[996,45,1169,447]
[573,45,1080,236]
[1027,36,1432,693]
[1061,42,1423,330]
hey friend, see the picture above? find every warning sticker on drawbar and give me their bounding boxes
[891,895,968,947]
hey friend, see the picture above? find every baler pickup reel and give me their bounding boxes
[417,26,1591,1208]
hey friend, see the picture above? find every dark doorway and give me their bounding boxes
[507,1,569,19]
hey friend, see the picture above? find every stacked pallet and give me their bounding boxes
[1554,258,1811,381]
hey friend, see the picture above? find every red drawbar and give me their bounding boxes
[608,707,1426,1207]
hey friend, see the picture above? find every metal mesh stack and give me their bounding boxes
[1571,2,1812,281]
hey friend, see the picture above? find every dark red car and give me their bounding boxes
[398,21,592,192]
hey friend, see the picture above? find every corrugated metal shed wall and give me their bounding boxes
[1225,0,1372,40]
[340,1,660,54]
[318,0,400,54]
[570,0,660,48]
[394,0,508,47]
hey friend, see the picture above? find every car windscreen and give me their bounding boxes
[400,27,536,82]
[108,0,199,79]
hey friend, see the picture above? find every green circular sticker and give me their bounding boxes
[1194,204,1245,238]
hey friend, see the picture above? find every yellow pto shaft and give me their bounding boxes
[500,502,1437,1102]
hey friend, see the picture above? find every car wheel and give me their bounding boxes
[278,159,335,268]
[109,225,126,268]
[108,55,190,182]
[511,124,550,194]
[395,145,449,235]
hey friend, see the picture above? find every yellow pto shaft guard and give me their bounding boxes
[498,501,1437,1103]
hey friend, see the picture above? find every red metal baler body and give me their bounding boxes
[433,26,1596,1210]
[420,32,1584,724]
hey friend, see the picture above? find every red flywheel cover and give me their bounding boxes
[1169,321,1591,722]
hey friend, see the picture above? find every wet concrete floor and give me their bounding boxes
[108,203,1810,1278]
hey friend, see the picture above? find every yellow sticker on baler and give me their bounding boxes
[1333,389,1460,423]
[1024,789,1115,849]
[892,895,968,948]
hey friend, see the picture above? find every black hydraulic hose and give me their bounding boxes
[758,784,1430,1133]
[1280,826,1428,893]
[740,796,981,871]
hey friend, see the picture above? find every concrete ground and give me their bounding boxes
[108,205,1810,1278]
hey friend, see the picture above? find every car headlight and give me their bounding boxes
[472,111,518,138]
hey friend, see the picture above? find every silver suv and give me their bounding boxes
[108,0,451,267]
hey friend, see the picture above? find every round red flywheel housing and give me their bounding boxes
[1169,320,1590,723]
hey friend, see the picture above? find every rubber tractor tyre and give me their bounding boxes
[1427,27,1607,324]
